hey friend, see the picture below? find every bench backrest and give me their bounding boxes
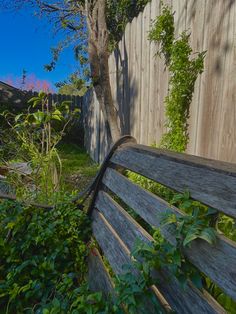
[88,137,236,313]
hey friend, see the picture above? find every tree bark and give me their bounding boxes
[86,0,121,143]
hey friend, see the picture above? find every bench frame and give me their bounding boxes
[84,136,236,314]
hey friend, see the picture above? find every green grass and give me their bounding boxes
[58,142,99,192]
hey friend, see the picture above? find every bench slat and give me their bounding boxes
[92,209,166,314]
[103,168,236,301]
[111,144,236,218]
[92,209,132,274]
[88,248,114,297]
[94,192,225,314]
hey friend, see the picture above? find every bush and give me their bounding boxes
[0,197,91,313]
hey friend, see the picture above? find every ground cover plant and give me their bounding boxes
[0,198,91,313]
[58,143,98,193]
[0,194,222,314]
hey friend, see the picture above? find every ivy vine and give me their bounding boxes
[149,5,206,152]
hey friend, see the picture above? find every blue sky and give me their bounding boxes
[0,7,77,90]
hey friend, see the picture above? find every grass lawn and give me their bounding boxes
[58,142,99,192]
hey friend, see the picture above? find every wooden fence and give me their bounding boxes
[0,81,82,110]
[83,0,236,164]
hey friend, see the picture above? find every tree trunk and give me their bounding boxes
[86,0,121,144]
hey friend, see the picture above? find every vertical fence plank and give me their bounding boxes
[148,0,159,145]
[134,12,143,143]
[123,23,131,135]
[187,0,206,156]
[218,0,236,162]
[129,17,137,138]
[172,0,187,36]
[155,0,171,146]
[140,4,151,144]
[196,0,230,160]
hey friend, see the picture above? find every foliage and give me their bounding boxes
[160,198,217,247]
[58,143,99,192]
[149,5,206,152]
[0,188,232,313]
[0,92,79,203]
[0,197,162,313]
[217,214,236,242]
[57,74,89,96]
[127,170,236,312]
[132,194,217,289]
[0,197,91,313]
[4,0,150,84]
[205,277,236,314]
[107,0,150,50]
[127,170,174,202]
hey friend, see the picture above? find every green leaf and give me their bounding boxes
[198,228,216,245]
[33,111,45,123]
[28,96,40,104]
[183,233,198,247]
[15,114,23,122]
[32,99,42,108]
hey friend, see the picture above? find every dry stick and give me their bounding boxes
[0,191,53,210]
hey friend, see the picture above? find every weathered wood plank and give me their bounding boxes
[148,0,159,145]
[134,12,143,143]
[155,0,171,146]
[218,0,236,162]
[123,23,131,135]
[111,144,236,218]
[186,0,206,155]
[92,209,133,275]
[94,192,225,314]
[196,0,229,160]
[140,4,151,144]
[88,248,114,297]
[102,168,236,301]
[128,18,136,138]
[91,209,166,314]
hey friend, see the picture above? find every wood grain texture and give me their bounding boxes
[88,248,114,297]
[83,0,236,164]
[102,168,236,301]
[135,12,143,143]
[93,191,225,314]
[123,23,131,135]
[148,0,159,145]
[187,0,206,155]
[196,0,230,160]
[140,4,151,144]
[111,144,236,218]
[129,17,137,138]
[91,209,165,314]
[218,0,236,162]
[92,209,133,275]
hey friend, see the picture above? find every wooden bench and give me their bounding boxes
[85,136,236,313]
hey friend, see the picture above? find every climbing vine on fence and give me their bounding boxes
[149,4,206,152]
